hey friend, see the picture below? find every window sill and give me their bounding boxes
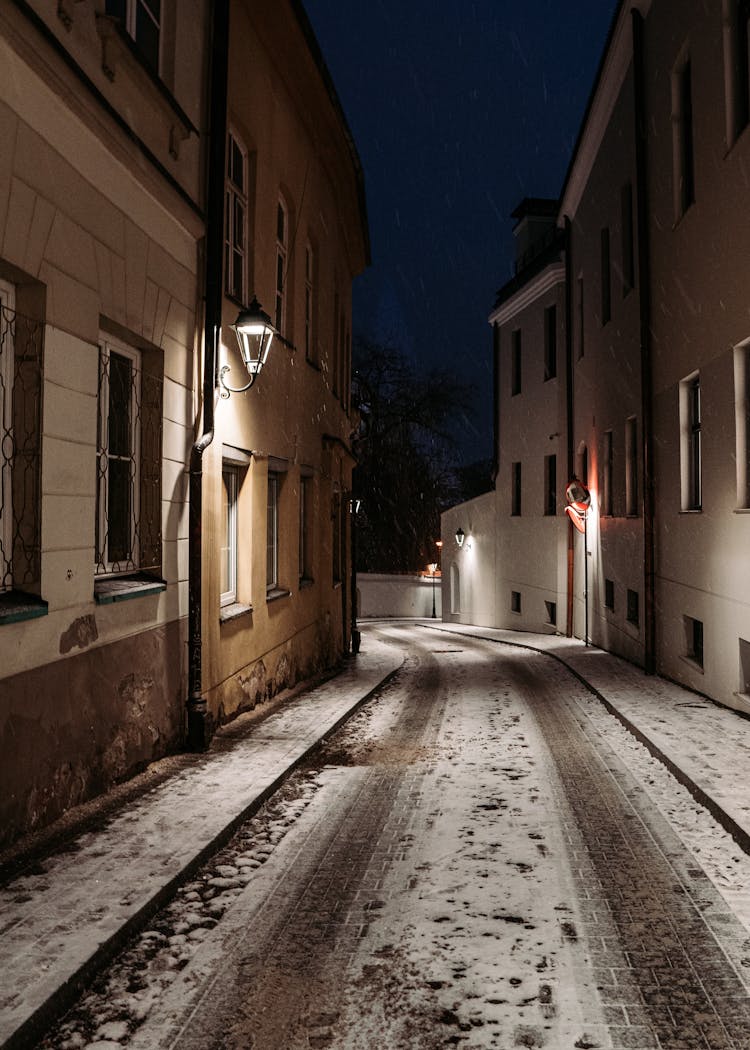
[94,573,167,605]
[220,602,253,623]
[734,508,750,514]
[299,577,314,590]
[679,508,702,514]
[680,654,705,674]
[266,587,291,604]
[0,590,48,626]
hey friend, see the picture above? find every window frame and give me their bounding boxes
[672,54,696,220]
[511,461,522,516]
[275,198,288,336]
[602,429,614,516]
[304,242,317,365]
[299,471,313,584]
[734,342,750,508]
[543,304,557,381]
[725,0,750,147]
[625,416,638,516]
[544,454,556,517]
[267,471,279,593]
[220,465,238,607]
[225,130,248,303]
[96,336,142,576]
[106,0,161,74]
[511,328,522,396]
[680,372,702,511]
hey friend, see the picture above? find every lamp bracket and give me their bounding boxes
[219,364,258,398]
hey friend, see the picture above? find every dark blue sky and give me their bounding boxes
[303,1,620,463]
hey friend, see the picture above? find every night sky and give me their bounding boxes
[302,1,621,464]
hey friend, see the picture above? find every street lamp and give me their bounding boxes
[565,477,592,646]
[219,297,276,397]
[430,562,438,618]
[455,527,465,548]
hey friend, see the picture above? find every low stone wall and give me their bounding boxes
[357,573,442,619]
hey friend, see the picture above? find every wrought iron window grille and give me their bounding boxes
[96,340,162,577]
[0,300,43,595]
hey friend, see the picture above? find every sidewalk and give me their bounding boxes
[3,622,750,1049]
[0,638,404,1050]
[425,621,750,853]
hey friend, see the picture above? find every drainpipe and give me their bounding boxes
[187,0,230,750]
[633,9,656,675]
[564,216,575,638]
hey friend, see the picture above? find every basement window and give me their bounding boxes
[685,615,704,669]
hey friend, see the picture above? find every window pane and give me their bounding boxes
[108,353,132,458]
[136,0,159,71]
[108,458,131,563]
[267,475,278,588]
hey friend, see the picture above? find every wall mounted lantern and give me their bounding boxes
[220,297,276,397]
[565,477,592,646]
[564,478,591,534]
[455,527,465,548]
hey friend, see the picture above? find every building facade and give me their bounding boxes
[196,0,368,733]
[444,0,750,717]
[0,0,367,848]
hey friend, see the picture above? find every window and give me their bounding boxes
[96,336,162,577]
[672,56,695,219]
[600,227,611,325]
[685,615,704,668]
[545,600,557,626]
[544,454,556,516]
[511,329,522,395]
[299,472,313,583]
[511,462,522,516]
[544,305,557,381]
[304,243,317,364]
[0,281,43,597]
[221,466,238,606]
[577,275,584,359]
[225,132,247,302]
[625,417,638,516]
[739,637,750,695]
[511,590,521,613]
[725,0,750,146]
[627,588,639,626]
[734,343,750,507]
[604,578,615,611]
[603,430,613,516]
[680,373,702,510]
[621,182,634,295]
[275,199,288,336]
[267,472,279,592]
[105,0,161,73]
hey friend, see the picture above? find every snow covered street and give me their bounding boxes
[26,623,750,1049]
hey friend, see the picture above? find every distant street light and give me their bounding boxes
[430,562,438,618]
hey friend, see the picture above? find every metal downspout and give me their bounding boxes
[564,216,575,638]
[633,9,656,674]
[186,0,230,750]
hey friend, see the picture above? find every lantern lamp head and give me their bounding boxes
[220,297,276,397]
[455,527,465,548]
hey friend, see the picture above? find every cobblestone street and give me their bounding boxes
[32,624,750,1049]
